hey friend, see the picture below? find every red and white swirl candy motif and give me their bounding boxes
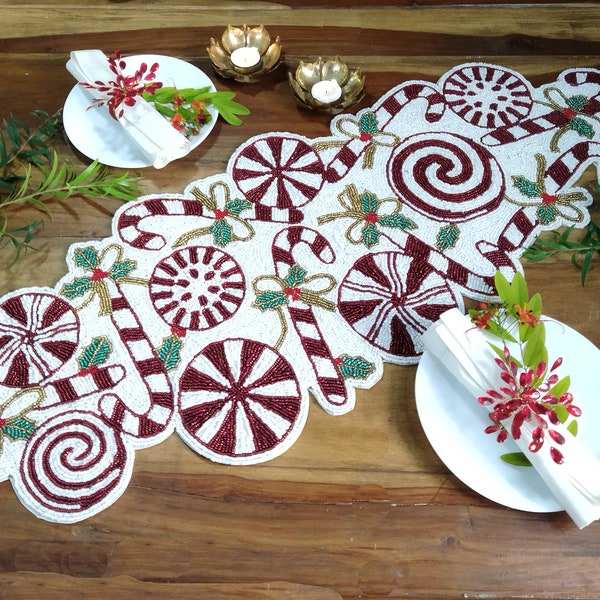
[440,64,533,128]
[150,246,245,331]
[178,338,305,464]
[0,292,79,388]
[338,252,460,361]
[17,411,132,522]
[387,132,505,222]
[231,134,324,210]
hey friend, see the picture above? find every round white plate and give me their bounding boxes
[63,54,218,168]
[415,317,600,513]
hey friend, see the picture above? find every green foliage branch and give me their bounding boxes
[524,221,600,286]
[0,109,140,264]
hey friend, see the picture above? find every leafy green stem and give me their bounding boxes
[0,109,141,264]
[142,86,250,127]
[524,222,600,285]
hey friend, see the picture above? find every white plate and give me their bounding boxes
[63,54,218,168]
[415,317,600,513]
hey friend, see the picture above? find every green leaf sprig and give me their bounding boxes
[524,222,600,286]
[0,110,141,264]
[142,86,250,130]
[469,271,581,467]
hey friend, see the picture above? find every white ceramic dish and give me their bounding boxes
[415,317,600,513]
[63,54,218,168]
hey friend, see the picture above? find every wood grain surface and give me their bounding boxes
[1,2,600,599]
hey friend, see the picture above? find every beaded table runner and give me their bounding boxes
[1,63,598,522]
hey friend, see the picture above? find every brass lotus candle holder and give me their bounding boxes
[288,56,365,114]
[207,24,282,83]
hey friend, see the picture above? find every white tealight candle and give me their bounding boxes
[230,47,261,69]
[310,79,343,104]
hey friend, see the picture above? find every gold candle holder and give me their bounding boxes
[207,24,282,83]
[288,56,365,114]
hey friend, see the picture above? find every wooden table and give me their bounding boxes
[1,2,600,598]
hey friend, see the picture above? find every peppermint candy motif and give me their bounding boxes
[0,292,79,387]
[178,338,305,464]
[17,411,132,523]
[338,252,460,361]
[150,246,246,331]
[231,134,324,210]
[441,64,533,128]
[387,132,505,222]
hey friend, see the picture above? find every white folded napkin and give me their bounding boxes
[422,308,600,528]
[66,49,191,169]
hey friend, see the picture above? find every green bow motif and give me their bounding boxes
[537,87,600,152]
[505,154,589,225]
[318,183,417,248]
[61,243,147,315]
[253,263,336,349]
[0,387,43,458]
[173,182,254,248]
[313,112,400,170]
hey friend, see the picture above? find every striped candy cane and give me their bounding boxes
[323,82,446,183]
[562,69,600,87]
[43,364,126,409]
[545,141,600,192]
[376,82,446,124]
[385,231,500,298]
[476,208,538,261]
[98,289,174,439]
[482,98,600,147]
[117,196,204,251]
[476,141,600,271]
[117,194,304,252]
[272,226,349,413]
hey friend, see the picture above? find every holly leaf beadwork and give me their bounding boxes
[361,222,379,248]
[566,95,588,112]
[225,198,252,215]
[359,112,378,136]
[254,290,288,311]
[75,246,100,270]
[62,276,94,299]
[174,184,254,248]
[210,218,233,247]
[336,355,376,380]
[513,176,541,198]
[537,204,557,226]
[361,191,378,214]
[2,417,36,441]
[378,214,416,230]
[0,388,43,457]
[156,334,183,371]
[285,264,306,288]
[109,260,136,281]
[318,184,415,248]
[78,336,112,371]
[436,223,460,252]
[61,244,146,315]
[569,117,594,140]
